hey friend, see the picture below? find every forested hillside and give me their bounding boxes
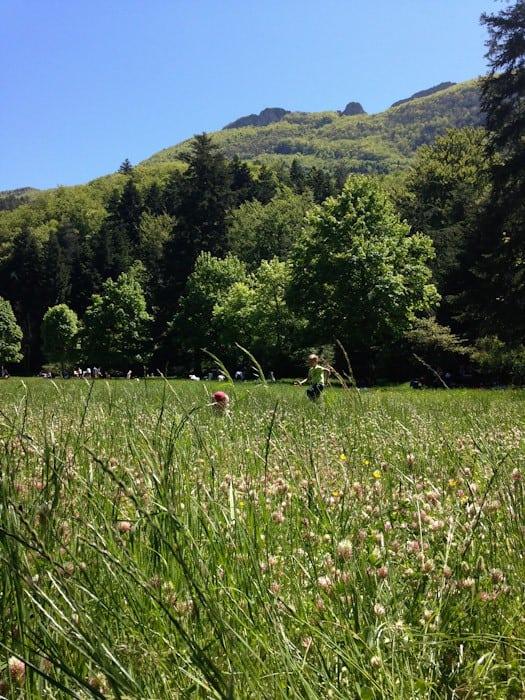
[143,80,482,176]
[0,0,524,386]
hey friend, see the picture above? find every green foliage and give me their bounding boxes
[212,257,301,371]
[288,175,440,353]
[174,133,232,257]
[80,266,152,372]
[377,316,471,382]
[397,127,492,335]
[161,134,235,311]
[471,335,525,385]
[481,1,525,170]
[212,280,257,361]
[41,304,79,375]
[0,296,23,370]
[400,127,490,257]
[227,189,313,267]
[403,317,470,358]
[174,252,249,371]
[1,227,47,371]
[250,258,301,364]
[0,75,523,382]
[136,211,173,290]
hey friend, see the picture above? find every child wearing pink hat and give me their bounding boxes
[212,390,230,414]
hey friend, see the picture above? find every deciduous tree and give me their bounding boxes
[227,190,312,268]
[0,296,23,375]
[41,304,79,376]
[288,175,439,354]
[80,266,152,372]
[174,252,248,372]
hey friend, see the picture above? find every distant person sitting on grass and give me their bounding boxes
[294,354,330,400]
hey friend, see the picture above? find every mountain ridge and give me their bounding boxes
[0,79,483,195]
[222,81,456,130]
[142,78,483,177]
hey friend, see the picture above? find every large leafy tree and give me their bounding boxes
[173,252,248,372]
[213,258,300,373]
[80,266,152,372]
[212,280,256,368]
[287,175,439,355]
[0,296,23,375]
[41,304,79,376]
[250,258,300,368]
[227,190,313,268]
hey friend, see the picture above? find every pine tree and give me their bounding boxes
[471,1,525,341]
[42,230,72,308]
[118,178,143,246]
[162,134,233,306]
[230,155,256,206]
[2,228,45,372]
[481,0,525,196]
[118,158,134,175]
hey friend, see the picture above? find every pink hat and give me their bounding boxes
[212,391,229,403]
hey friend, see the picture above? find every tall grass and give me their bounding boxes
[1,377,524,698]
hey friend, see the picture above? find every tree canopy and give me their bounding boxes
[287,175,439,353]
[80,267,152,372]
[0,296,23,373]
[41,304,79,376]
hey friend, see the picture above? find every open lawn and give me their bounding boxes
[1,377,524,698]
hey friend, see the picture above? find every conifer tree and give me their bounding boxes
[469,0,525,341]
[162,134,233,307]
[118,158,134,175]
[118,178,143,246]
[2,228,45,371]
[42,230,72,308]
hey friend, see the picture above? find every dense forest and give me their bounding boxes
[0,2,523,385]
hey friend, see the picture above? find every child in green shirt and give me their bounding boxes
[295,354,330,400]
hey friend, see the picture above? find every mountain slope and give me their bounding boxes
[143,79,483,176]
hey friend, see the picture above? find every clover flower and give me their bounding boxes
[8,657,25,687]
[336,539,353,561]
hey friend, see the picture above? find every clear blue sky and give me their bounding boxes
[1,0,498,192]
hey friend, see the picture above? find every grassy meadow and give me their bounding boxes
[0,376,524,699]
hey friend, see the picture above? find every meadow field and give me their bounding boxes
[0,376,524,699]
